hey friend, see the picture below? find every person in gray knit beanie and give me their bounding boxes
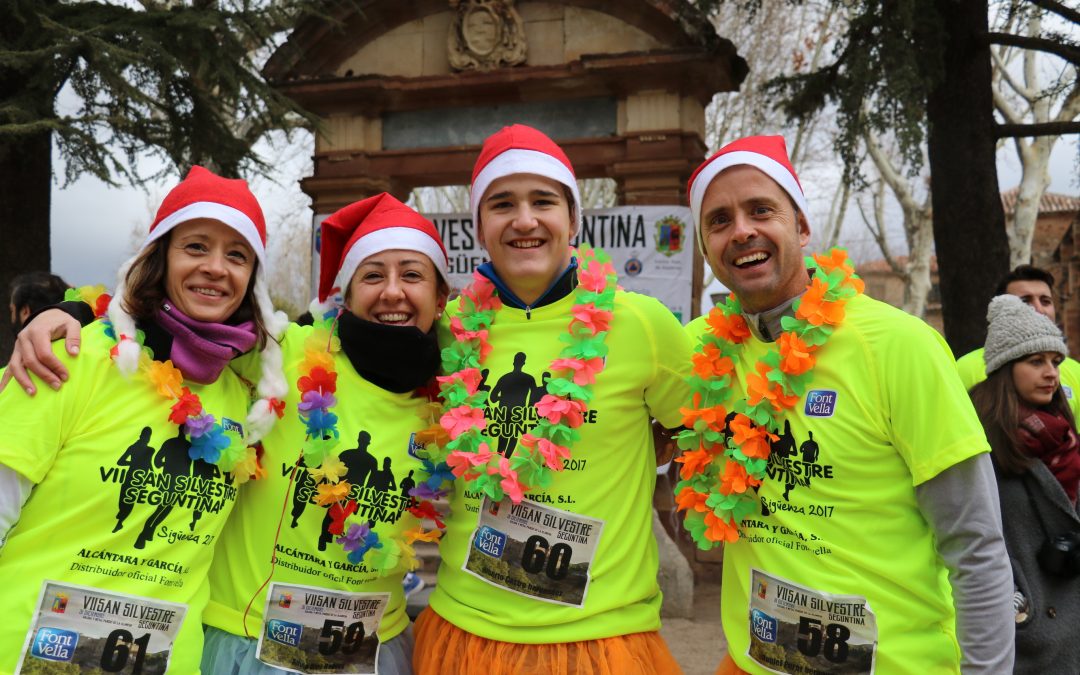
[984,294,1068,375]
[970,292,1080,675]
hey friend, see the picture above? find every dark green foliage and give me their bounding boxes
[0,0,350,364]
[698,0,946,186]
[767,0,946,185]
[0,0,347,184]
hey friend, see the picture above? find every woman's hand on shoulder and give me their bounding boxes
[0,309,82,396]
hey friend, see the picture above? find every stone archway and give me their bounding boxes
[267,0,746,317]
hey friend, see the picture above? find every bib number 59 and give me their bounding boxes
[318,619,365,655]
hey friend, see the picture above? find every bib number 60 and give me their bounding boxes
[521,535,573,580]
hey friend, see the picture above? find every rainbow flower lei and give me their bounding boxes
[65,285,112,319]
[67,284,273,481]
[295,309,444,573]
[675,249,863,548]
[102,321,271,483]
[427,246,617,503]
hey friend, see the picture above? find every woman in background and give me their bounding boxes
[970,293,1080,674]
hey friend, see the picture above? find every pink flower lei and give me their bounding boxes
[432,246,618,503]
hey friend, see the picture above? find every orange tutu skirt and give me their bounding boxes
[412,607,684,675]
[716,654,750,674]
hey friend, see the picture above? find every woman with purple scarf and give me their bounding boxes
[970,294,1080,674]
[5,190,451,675]
[0,166,288,672]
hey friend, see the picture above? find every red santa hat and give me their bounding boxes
[315,192,448,309]
[687,135,810,251]
[145,166,268,264]
[469,124,582,231]
[108,166,288,443]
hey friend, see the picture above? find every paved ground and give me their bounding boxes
[661,575,725,675]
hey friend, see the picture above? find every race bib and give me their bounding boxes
[747,569,878,675]
[256,582,387,674]
[17,580,186,673]
[463,496,604,607]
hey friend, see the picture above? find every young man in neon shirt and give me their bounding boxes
[956,264,1080,417]
[412,124,693,675]
[682,135,1014,674]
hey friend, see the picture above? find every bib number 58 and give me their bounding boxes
[796,616,850,663]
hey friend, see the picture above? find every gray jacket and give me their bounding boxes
[998,461,1080,674]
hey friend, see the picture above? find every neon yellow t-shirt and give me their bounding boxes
[429,290,691,643]
[203,324,428,643]
[0,322,249,674]
[688,294,989,674]
[956,347,1080,418]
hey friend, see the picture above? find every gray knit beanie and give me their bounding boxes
[984,294,1067,374]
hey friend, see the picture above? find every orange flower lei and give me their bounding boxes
[675,249,864,548]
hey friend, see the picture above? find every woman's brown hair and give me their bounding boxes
[121,232,270,349]
[970,360,1076,475]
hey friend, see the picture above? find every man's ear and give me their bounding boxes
[17,306,31,326]
[475,215,487,252]
[797,210,811,248]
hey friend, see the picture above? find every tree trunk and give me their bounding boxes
[0,132,52,366]
[0,1,55,366]
[924,0,1010,355]
[1008,148,1051,267]
[903,210,934,318]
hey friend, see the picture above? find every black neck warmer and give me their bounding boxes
[337,311,441,394]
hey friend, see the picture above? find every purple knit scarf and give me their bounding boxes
[155,301,257,384]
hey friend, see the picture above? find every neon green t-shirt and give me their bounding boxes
[956,347,1080,418]
[687,294,989,674]
[0,322,249,674]
[203,324,429,643]
[428,289,691,643]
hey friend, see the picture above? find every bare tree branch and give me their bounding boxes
[991,46,1038,100]
[993,85,1027,126]
[988,31,1080,65]
[1053,83,1080,123]
[994,120,1080,136]
[1026,0,1080,26]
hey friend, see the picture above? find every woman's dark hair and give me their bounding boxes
[121,232,270,349]
[970,359,1076,475]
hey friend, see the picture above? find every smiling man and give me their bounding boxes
[411,125,693,675]
[683,136,1014,674]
